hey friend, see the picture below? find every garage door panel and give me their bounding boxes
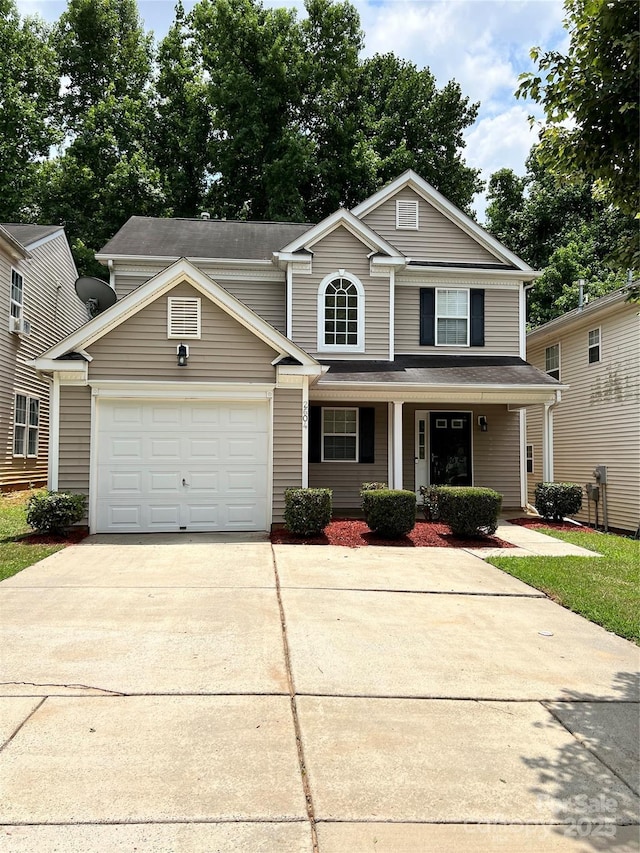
[96,399,269,532]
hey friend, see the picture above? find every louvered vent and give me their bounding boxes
[396,199,419,229]
[168,297,201,338]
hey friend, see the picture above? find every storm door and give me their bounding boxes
[429,411,472,486]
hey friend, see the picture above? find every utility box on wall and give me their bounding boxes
[593,465,608,485]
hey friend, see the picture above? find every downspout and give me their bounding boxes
[286,263,293,340]
[520,282,535,360]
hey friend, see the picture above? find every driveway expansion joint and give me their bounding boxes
[0,697,46,753]
[271,545,319,853]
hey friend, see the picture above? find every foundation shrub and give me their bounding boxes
[26,491,86,535]
[437,486,502,537]
[284,488,332,536]
[360,481,388,494]
[362,489,417,538]
[534,482,583,521]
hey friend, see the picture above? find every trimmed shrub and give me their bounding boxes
[534,482,583,521]
[362,489,417,538]
[418,485,442,521]
[360,481,388,494]
[26,491,86,535]
[437,486,502,537]
[284,488,332,536]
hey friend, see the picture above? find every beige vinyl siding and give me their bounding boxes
[527,302,640,532]
[58,385,91,496]
[87,282,278,382]
[394,285,520,355]
[272,387,303,522]
[308,403,388,508]
[402,403,522,507]
[114,264,287,333]
[0,233,85,488]
[362,187,505,264]
[291,226,390,359]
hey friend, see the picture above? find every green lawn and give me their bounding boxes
[0,490,66,582]
[488,528,640,644]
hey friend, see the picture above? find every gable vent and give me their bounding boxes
[396,199,419,230]
[168,296,201,339]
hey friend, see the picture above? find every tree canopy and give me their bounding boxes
[517,0,639,218]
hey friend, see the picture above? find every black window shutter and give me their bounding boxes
[309,406,321,463]
[419,288,435,346]
[358,407,375,464]
[470,289,485,347]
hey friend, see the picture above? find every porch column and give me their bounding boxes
[392,401,404,489]
[542,401,554,482]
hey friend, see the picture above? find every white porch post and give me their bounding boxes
[542,401,554,482]
[392,401,404,489]
[301,378,309,488]
[387,402,394,487]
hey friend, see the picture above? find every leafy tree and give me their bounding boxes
[154,1,212,216]
[359,54,482,212]
[0,0,60,221]
[486,150,634,327]
[517,0,639,217]
[37,0,166,274]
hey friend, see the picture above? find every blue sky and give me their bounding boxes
[18,0,568,220]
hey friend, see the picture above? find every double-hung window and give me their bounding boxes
[588,328,601,363]
[545,344,560,380]
[322,408,358,461]
[318,272,364,352]
[10,269,24,324]
[13,394,39,457]
[436,289,469,346]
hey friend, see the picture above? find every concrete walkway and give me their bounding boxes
[0,524,638,852]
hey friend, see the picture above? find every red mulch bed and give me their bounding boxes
[507,517,586,532]
[20,528,89,546]
[271,519,515,549]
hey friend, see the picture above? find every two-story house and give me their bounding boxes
[33,171,561,533]
[1,224,85,490]
[526,287,639,534]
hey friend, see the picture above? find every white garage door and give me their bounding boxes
[96,399,269,532]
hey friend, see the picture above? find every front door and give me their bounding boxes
[429,411,472,486]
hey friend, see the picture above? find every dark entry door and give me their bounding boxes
[429,412,472,486]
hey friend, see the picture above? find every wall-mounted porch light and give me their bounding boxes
[477,415,488,432]
[177,343,189,367]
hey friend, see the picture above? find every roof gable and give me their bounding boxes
[351,170,534,272]
[278,207,404,260]
[40,257,318,367]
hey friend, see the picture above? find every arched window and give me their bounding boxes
[317,272,364,352]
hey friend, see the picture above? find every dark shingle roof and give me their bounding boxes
[318,356,560,386]
[1,224,61,248]
[98,216,314,261]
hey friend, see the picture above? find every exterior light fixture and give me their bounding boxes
[177,343,189,367]
[478,415,488,432]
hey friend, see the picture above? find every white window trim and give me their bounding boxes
[317,271,365,353]
[396,199,419,230]
[588,326,601,364]
[13,392,39,458]
[167,296,201,339]
[545,342,560,380]
[526,443,534,474]
[321,406,359,462]
[435,287,470,347]
[10,267,24,322]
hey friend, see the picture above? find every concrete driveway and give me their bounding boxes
[0,529,638,852]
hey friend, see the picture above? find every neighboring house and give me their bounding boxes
[33,171,562,533]
[526,288,640,534]
[1,224,85,490]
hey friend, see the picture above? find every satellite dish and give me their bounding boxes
[74,276,117,319]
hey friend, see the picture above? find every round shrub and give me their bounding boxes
[26,491,86,535]
[534,482,583,521]
[362,489,417,538]
[437,486,502,537]
[284,488,332,536]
